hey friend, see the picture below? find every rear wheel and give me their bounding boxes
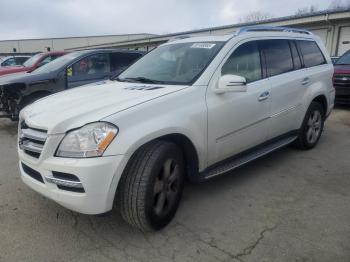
[294,102,325,150]
[117,141,185,231]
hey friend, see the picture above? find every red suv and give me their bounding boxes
[333,50,350,104]
[0,51,68,77]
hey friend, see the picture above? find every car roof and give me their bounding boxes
[71,49,145,55]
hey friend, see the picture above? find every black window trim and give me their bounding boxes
[288,40,303,71]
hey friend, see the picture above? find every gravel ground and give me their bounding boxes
[0,108,349,262]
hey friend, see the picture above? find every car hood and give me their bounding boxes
[0,66,29,76]
[21,80,188,134]
[333,64,350,74]
[0,71,53,86]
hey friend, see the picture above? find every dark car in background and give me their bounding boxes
[0,56,31,67]
[333,50,350,104]
[0,52,68,77]
[0,49,144,119]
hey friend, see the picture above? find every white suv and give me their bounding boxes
[18,27,335,231]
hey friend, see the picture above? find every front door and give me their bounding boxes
[206,40,271,166]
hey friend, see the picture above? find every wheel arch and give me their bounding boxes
[311,94,328,116]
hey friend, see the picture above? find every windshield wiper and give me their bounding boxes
[123,77,163,84]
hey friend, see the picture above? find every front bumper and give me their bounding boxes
[19,151,126,214]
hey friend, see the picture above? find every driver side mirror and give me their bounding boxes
[215,75,247,94]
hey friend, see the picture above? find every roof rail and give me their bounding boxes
[235,26,312,36]
[167,35,192,42]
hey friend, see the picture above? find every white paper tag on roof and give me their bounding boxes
[191,43,216,49]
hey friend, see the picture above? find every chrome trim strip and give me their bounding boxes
[21,141,43,153]
[44,176,84,189]
[270,104,301,118]
[21,128,47,142]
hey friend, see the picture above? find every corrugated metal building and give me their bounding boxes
[67,8,350,57]
[2,8,350,56]
[0,33,155,55]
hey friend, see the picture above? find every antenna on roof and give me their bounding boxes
[235,26,312,36]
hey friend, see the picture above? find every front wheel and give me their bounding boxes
[294,102,325,150]
[117,141,185,231]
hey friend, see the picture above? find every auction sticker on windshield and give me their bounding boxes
[191,43,216,49]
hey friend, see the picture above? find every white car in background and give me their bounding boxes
[0,55,30,67]
[18,26,334,231]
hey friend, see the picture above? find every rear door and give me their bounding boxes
[262,39,308,139]
[67,53,111,88]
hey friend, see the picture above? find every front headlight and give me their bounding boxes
[56,122,118,158]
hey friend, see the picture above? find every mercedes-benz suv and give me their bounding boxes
[18,26,335,231]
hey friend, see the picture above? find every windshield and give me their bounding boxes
[117,42,224,85]
[32,52,85,73]
[23,53,43,67]
[336,52,350,65]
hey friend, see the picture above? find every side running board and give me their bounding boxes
[200,135,297,180]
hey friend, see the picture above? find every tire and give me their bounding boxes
[294,101,325,150]
[117,141,185,231]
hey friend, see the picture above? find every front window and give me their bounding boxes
[32,52,85,73]
[117,42,224,85]
[23,53,44,67]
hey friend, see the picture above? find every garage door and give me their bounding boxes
[338,26,350,56]
[310,28,328,46]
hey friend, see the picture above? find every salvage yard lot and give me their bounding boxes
[0,108,349,262]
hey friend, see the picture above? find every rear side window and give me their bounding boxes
[261,40,293,77]
[298,40,326,68]
[222,41,262,83]
[110,53,142,72]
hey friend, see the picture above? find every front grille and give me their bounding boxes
[333,74,350,87]
[21,163,44,183]
[19,122,47,159]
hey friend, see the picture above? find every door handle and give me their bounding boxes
[301,77,310,85]
[258,91,270,102]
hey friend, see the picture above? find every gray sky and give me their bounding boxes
[0,0,334,40]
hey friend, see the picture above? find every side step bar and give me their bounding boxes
[200,135,298,180]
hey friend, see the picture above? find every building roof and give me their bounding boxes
[67,7,350,50]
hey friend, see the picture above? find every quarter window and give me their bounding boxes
[222,41,262,83]
[298,40,326,68]
[262,40,293,77]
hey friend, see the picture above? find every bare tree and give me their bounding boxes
[295,5,318,15]
[239,11,273,23]
[329,0,343,9]
[328,0,350,9]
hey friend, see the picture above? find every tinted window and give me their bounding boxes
[290,41,302,70]
[110,53,142,72]
[262,40,293,77]
[15,57,29,64]
[68,53,110,78]
[222,41,262,83]
[298,40,326,68]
